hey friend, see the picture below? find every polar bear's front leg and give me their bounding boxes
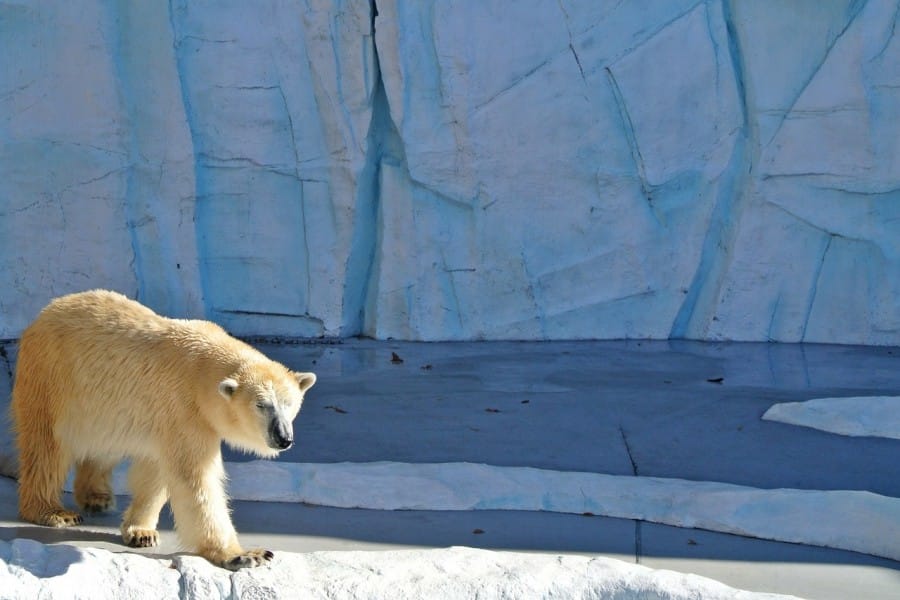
[166,454,274,570]
[121,458,168,547]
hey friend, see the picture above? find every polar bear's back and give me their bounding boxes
[26,289,245,359]
[35,289,173,337]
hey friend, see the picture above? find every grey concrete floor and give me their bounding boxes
[1,338,899,599]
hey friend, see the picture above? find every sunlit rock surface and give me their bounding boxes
[1,0,897,343]
[0,540,797,600]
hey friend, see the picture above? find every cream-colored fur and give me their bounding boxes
[11,290,316,570]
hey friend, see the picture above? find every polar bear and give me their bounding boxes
[11,290,316,570]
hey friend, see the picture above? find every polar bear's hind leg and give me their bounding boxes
[17,430,82,527]
[74,458,117,514]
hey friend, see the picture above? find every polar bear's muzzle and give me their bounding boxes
[268,416,293,450]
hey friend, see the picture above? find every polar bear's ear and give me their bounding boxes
[293,371,317,393]
[218,378,239,399]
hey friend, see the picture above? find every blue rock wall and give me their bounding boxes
[1,0,898,343]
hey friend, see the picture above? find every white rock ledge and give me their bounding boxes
[0,539,798,600]
[763,396,900,441]
[80,460,900,563]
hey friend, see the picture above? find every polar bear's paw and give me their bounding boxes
[222,549,274,570]
[39,509,83,527]
[77,491,116,514]
[122,526,160,548]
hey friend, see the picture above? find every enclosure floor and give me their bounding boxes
[1,339,898,599]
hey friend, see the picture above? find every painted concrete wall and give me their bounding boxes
[1,0,898,343]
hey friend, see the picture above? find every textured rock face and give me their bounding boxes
[1,0,898,343]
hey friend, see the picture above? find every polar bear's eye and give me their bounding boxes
[255,400,267,410]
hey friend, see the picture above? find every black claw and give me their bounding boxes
[127,533,157,548]
[223,550,274,570]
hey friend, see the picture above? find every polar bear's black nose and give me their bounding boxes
[274,432,293,450]
[270,420,293,450]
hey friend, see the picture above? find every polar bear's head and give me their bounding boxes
[216,362,317,458]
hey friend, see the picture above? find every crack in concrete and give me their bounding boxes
[556,0,587,84]
[619,426,639,476]
[768,0,868,145]
[274,81,314,310]
[520,250,547,337]
[801,235,834,341]
[766,293,782,342]
[58,166,131,195]
[180,35,238,46]
[33,138,129,157]
[473,56,554,113]
[0,79,36,101]
[766,201,881,249]
[438,250,466,332]
[298,181,313,310]
[212,84,279,90]
[634,520,643,564]
[569,45,586,82]
[603,66,660,224]
[607,1,704,65]
[872,1,898,61]
[167,0,208,315]
[0,200,41,217]
[215,309,322,321]
[619,425,643,563]
[197,153,323,180]
[409,179,474,211]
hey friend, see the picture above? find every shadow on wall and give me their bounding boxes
[0,344,16,479]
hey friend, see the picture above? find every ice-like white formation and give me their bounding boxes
[225,461,900,563]
[77,460,900,562]
[763,396,900,440]
[1,0,899,343]
[0,539,799,600]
